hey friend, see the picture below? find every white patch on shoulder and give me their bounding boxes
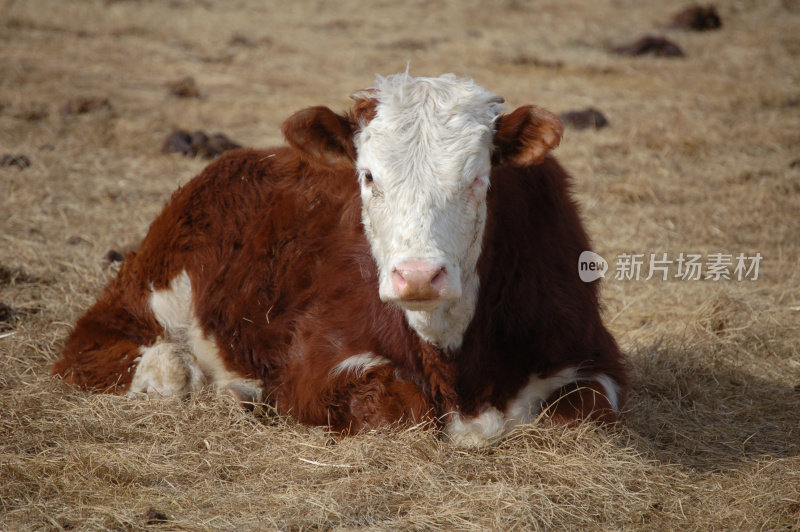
[128,342,205,397]
[330,352,390,378]
[147,270,263,399]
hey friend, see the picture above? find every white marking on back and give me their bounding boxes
[330,352,390,378]
[146,270,263,397]
[149,270,193,332]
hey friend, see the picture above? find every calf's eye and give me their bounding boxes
[364,171,374,183]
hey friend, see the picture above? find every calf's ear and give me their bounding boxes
[282,106,355,164]
[493,105,564,167]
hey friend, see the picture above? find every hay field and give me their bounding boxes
[1,0,799,529]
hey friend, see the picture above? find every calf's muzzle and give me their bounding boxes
[391,261,456,301]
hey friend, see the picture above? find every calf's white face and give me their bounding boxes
[281,72,564,348]
[353,74,503,317]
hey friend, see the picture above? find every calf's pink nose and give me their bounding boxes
[392,262,448,301]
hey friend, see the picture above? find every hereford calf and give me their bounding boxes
[53,73,627,447]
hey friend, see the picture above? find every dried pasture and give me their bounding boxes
[1,0,799,530]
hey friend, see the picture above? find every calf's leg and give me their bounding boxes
[275,351,435,433]
[52,302,162,393]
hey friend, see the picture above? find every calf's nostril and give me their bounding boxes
[392,270,407,286]
[430,268,447,290]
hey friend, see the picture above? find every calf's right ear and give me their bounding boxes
[493,105,564,167]
[282,106,356,164]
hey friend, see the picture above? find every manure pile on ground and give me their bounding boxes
[1,0,798,530]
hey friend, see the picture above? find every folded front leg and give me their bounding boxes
[274,351,435,434]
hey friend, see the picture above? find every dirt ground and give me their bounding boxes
[1,0,799,530]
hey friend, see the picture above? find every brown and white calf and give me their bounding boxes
[53,73,627,447]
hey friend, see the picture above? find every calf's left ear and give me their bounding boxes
[282,106,356,164]
[493,105,564,167]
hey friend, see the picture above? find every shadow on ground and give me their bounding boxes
[623,338,800,472]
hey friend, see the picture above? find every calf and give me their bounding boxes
[53,73,627,447]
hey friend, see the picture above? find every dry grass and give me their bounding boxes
[1,0,799,529]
